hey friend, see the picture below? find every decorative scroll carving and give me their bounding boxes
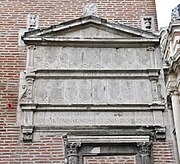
[171,4,180,22]
[160,28,168,54]
[64,136,81,164]
[22,126,34,141]
[20,77,35,103]
[137,142,152,164]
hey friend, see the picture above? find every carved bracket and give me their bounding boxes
[22,126,34,142]
[154,127,166,141]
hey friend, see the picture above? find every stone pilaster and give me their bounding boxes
[137,142,152,164]
[64,137,81,164]
[169,89,180,158]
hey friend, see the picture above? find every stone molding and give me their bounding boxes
[27,69,161,79]
[67,135,150,144]
[22,16,159,40]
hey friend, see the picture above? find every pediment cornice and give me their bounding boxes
[22,15,159,45]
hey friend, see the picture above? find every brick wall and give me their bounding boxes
[0,0,175,163]
[153,141,176,164]
[0,132,64,163]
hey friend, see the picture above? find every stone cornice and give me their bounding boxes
[19,103,165,111]
[25,69,161,79]
[22,37,159,48]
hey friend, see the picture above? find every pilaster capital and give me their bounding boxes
[27,45,36,50]
[65,142,81,156]
[168,86,179,96]
[64,136,81,164]
[137,142,152,157]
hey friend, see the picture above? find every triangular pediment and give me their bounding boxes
[23,16,159,41]
[52,25,130,38]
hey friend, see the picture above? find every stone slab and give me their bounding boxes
[34,111,154,126]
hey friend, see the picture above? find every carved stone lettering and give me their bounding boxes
[135,112,153,125]
[34,111,154,126]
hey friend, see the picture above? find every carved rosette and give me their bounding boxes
[65,140,81,164]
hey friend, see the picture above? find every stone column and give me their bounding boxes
[137,142,152,164]
[170,90,180,158]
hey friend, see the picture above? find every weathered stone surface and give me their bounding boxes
[59,26,123,38]
[18,16,165,145]
[34,111,154,126]
[33,79,151,104]
[33,47,152,70]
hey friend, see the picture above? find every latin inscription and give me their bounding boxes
[34,111,154,126]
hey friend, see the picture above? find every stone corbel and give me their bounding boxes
[154,127,166,140]
[22,125,34,141]
[64,136,81,164]
[137,142,152,164]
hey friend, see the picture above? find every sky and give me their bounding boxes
[155,0,180,28]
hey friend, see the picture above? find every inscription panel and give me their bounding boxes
[34,111,154,126]
[33,47,152,70]
[34,79,151,104]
